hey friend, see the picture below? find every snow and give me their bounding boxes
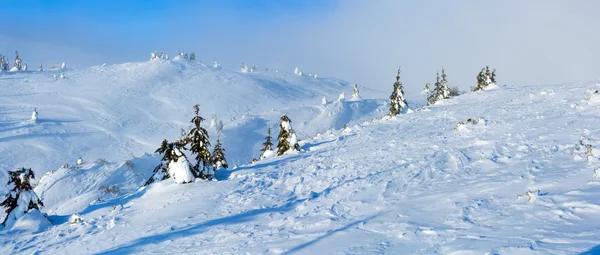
[167,148,194,184]
[8,209,51,233]
[1,58,600,254]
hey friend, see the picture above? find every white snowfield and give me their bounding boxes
[1,59,600,254]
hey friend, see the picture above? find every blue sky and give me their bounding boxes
[1,1,599,92]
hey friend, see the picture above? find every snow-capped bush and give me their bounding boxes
[454,117,485,130]
[213,61,222,69]
[337,92,345,102]
[1,168,45,227]
[168,147,195,184]
[321,96,328,105]
[76,157,84,166]
[61,62,67,70]
[241,63,249,73]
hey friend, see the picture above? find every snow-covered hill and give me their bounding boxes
[2,59,600,253]
[0,58,387,178]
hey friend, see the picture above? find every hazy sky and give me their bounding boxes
[1,0,599,93]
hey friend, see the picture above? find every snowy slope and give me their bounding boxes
[0,58,386,178]
[2,78,600,254]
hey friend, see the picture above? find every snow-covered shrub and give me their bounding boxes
[277,115,300,156]
[101,185,119,196]
[454,117,484,130]
[0,55,8,71]
[76,157,84,166]
[573,139,594,162]
[213,61,221,69]
[337,92,345,102]
[94,158,108,165]
[190,52,196,62]
[449,87,464,97]
[1,168,44,226]
[38,63,43,71]
[388,69,408,115]
[61,62,67,70]
[69,214,81,224]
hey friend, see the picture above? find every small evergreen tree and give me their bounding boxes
[260,127,274,159]
[1,168,44,226]
[145,139,195,185]
[39,63,43,71]
[190,52,196,62]
[387,68,408,116]
[0,55,8,71]
[240,62,249,72]
[351,84,361,100]
[423,83,430,92]
[491,68,497,84]
[276,115,300,156]
[14,50,22,71]
[211,137,228,170]
[183,105,212,179]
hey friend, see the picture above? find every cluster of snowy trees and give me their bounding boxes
[387,67,498,116]
[252,115,301,163]
[473,66,497,92]
[150,51,197,62]
[0,50,28,72]
[145,105,228,185]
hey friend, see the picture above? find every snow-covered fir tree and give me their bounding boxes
[387,68,408,116]
[337,92,345,102]
[21,64,27,72]
[31,108,38,122]
[473,66,496,91]
[13,50,23,71]
[151,51,158,60]
[423,83,430,92]
[0,55,8,71]
[183,104,212,179]
[321,96,328,105]
[61,62,67,70]
[76,157,84,165]
[251,65,257,72]
[213,61,221,69]
[241,62,249,73]
[276,115,300,156]
[259,127,275,159]
[351,84,361,100]
[145,139,175,185]
[190,52,196,62]
[211,137,228,170]
[428,69,450,105]
[38,63,43,71]
[145,139,195,185]
[1,168,44,226]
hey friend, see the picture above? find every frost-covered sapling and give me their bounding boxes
[211,137,228,170]
[190,53,196,62]
[337,92,345,102]
[260,127,275,159]
[1,168,44,226]
[61,62,67,70]
[38,63,43,71]
[276,115,300,156]
[321,96,328,105]
[388,68,408,115]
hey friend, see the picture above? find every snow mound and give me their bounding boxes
[9,209,51,233]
